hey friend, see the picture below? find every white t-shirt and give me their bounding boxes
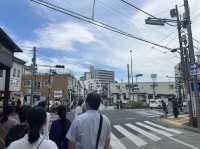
[42,112,50,139]
[67,110,111,149]
[75,106,82,117]
[7,135,58,149]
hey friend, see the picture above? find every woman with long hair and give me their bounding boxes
[49,105,71,149]
[7,107,58,149]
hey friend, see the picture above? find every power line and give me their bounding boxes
[119,0,155,18]
[30,0,173,51]
[119,0,177,27]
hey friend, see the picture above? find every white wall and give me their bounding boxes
[0,61,24,92]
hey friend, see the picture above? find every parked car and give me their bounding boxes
[149,99,162,109]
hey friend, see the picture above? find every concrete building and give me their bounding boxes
[90,66,114,84]
[83,79,102,94]
[0,28,22,109]
[80,66,114,84]
[110,82,176,105]
[21,73,77,104]
[0,57,25,101]
[80,66,115,100]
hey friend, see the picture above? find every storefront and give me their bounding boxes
[0,28,22,110]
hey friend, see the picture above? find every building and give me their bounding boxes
[0,57,25,101]
[80,66,115,100]
[21,73,77,105]
[90,66,114,84]
[0,28,22,109]
[110,82,176,105]
[83,79,102,94]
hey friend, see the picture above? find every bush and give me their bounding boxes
[125,100,146,109]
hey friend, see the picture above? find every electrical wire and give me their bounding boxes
[30,0,173,51]
[119,0,177,27]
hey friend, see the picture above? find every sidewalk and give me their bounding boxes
[161,114,189,128]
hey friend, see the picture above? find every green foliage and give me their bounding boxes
[125,100,146,109]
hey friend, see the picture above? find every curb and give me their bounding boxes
[182,124,200,133]
[155,117,200,134]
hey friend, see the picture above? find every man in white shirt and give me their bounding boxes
[67,93,111,149]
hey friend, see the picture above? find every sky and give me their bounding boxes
[1,0,200,82]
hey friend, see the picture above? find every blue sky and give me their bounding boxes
[1,0,200,82]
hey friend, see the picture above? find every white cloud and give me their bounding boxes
[33,22,96,51]
[15,0,200,81]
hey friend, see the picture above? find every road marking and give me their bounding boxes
[169,137,199,149]
[126,117,136,120]
[125,123,161,142]
[110,133,127,149]
[144,121,183,134]
[136,111,160,117]
[136,122,173,137]
[114,125,147,147]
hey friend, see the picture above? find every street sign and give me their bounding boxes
[54,90,63,98]
[190,63,197,70]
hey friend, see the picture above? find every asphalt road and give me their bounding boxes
[102,109,200,149]
[50,108,200,149]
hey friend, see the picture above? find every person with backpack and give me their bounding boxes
[7,106,58,149]
[67,93,111,149]
[49,105,71,149]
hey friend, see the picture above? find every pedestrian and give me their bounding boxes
[0,105,19,148]
[161,100,168,117]
[49,105,71,149]
[15,99,21,115]
[67,93,111,149]
[38,99,51,139]
[5,105,31,147]
[7,107,58,149]
[172,98,179,118]
[75,99,83,117]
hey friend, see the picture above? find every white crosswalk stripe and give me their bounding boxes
[144,121,183,134]
[136,122,173,137]
[135,110,162,117]
[110,121,186,149]
[114,125,148,147]
[110,133,127,149]
[125,123,161,142]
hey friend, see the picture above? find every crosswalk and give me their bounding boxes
[134,109,164,118]
[110,121,183,149]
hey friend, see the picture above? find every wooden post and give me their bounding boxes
[3,66,10,112]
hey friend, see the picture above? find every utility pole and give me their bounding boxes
[127,64,130,99]
[174,5,193,122]
[30,46,36,106]
[184,0,200,128]
[130,50,134,90]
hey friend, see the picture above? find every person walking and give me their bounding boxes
[0,105,19,148]
[161,100,168,117]
[172,98,179,118]
[38,99,51,139]
[7,107,58,149]
[75,99,83,117]
[5,105,31,147]
[67,93,111,149]
[49,105,71,149]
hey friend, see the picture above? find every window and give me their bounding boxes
[0,70,3,77]
[13,68,16,77]
[24,80,31,86]
[17,70,20,78]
